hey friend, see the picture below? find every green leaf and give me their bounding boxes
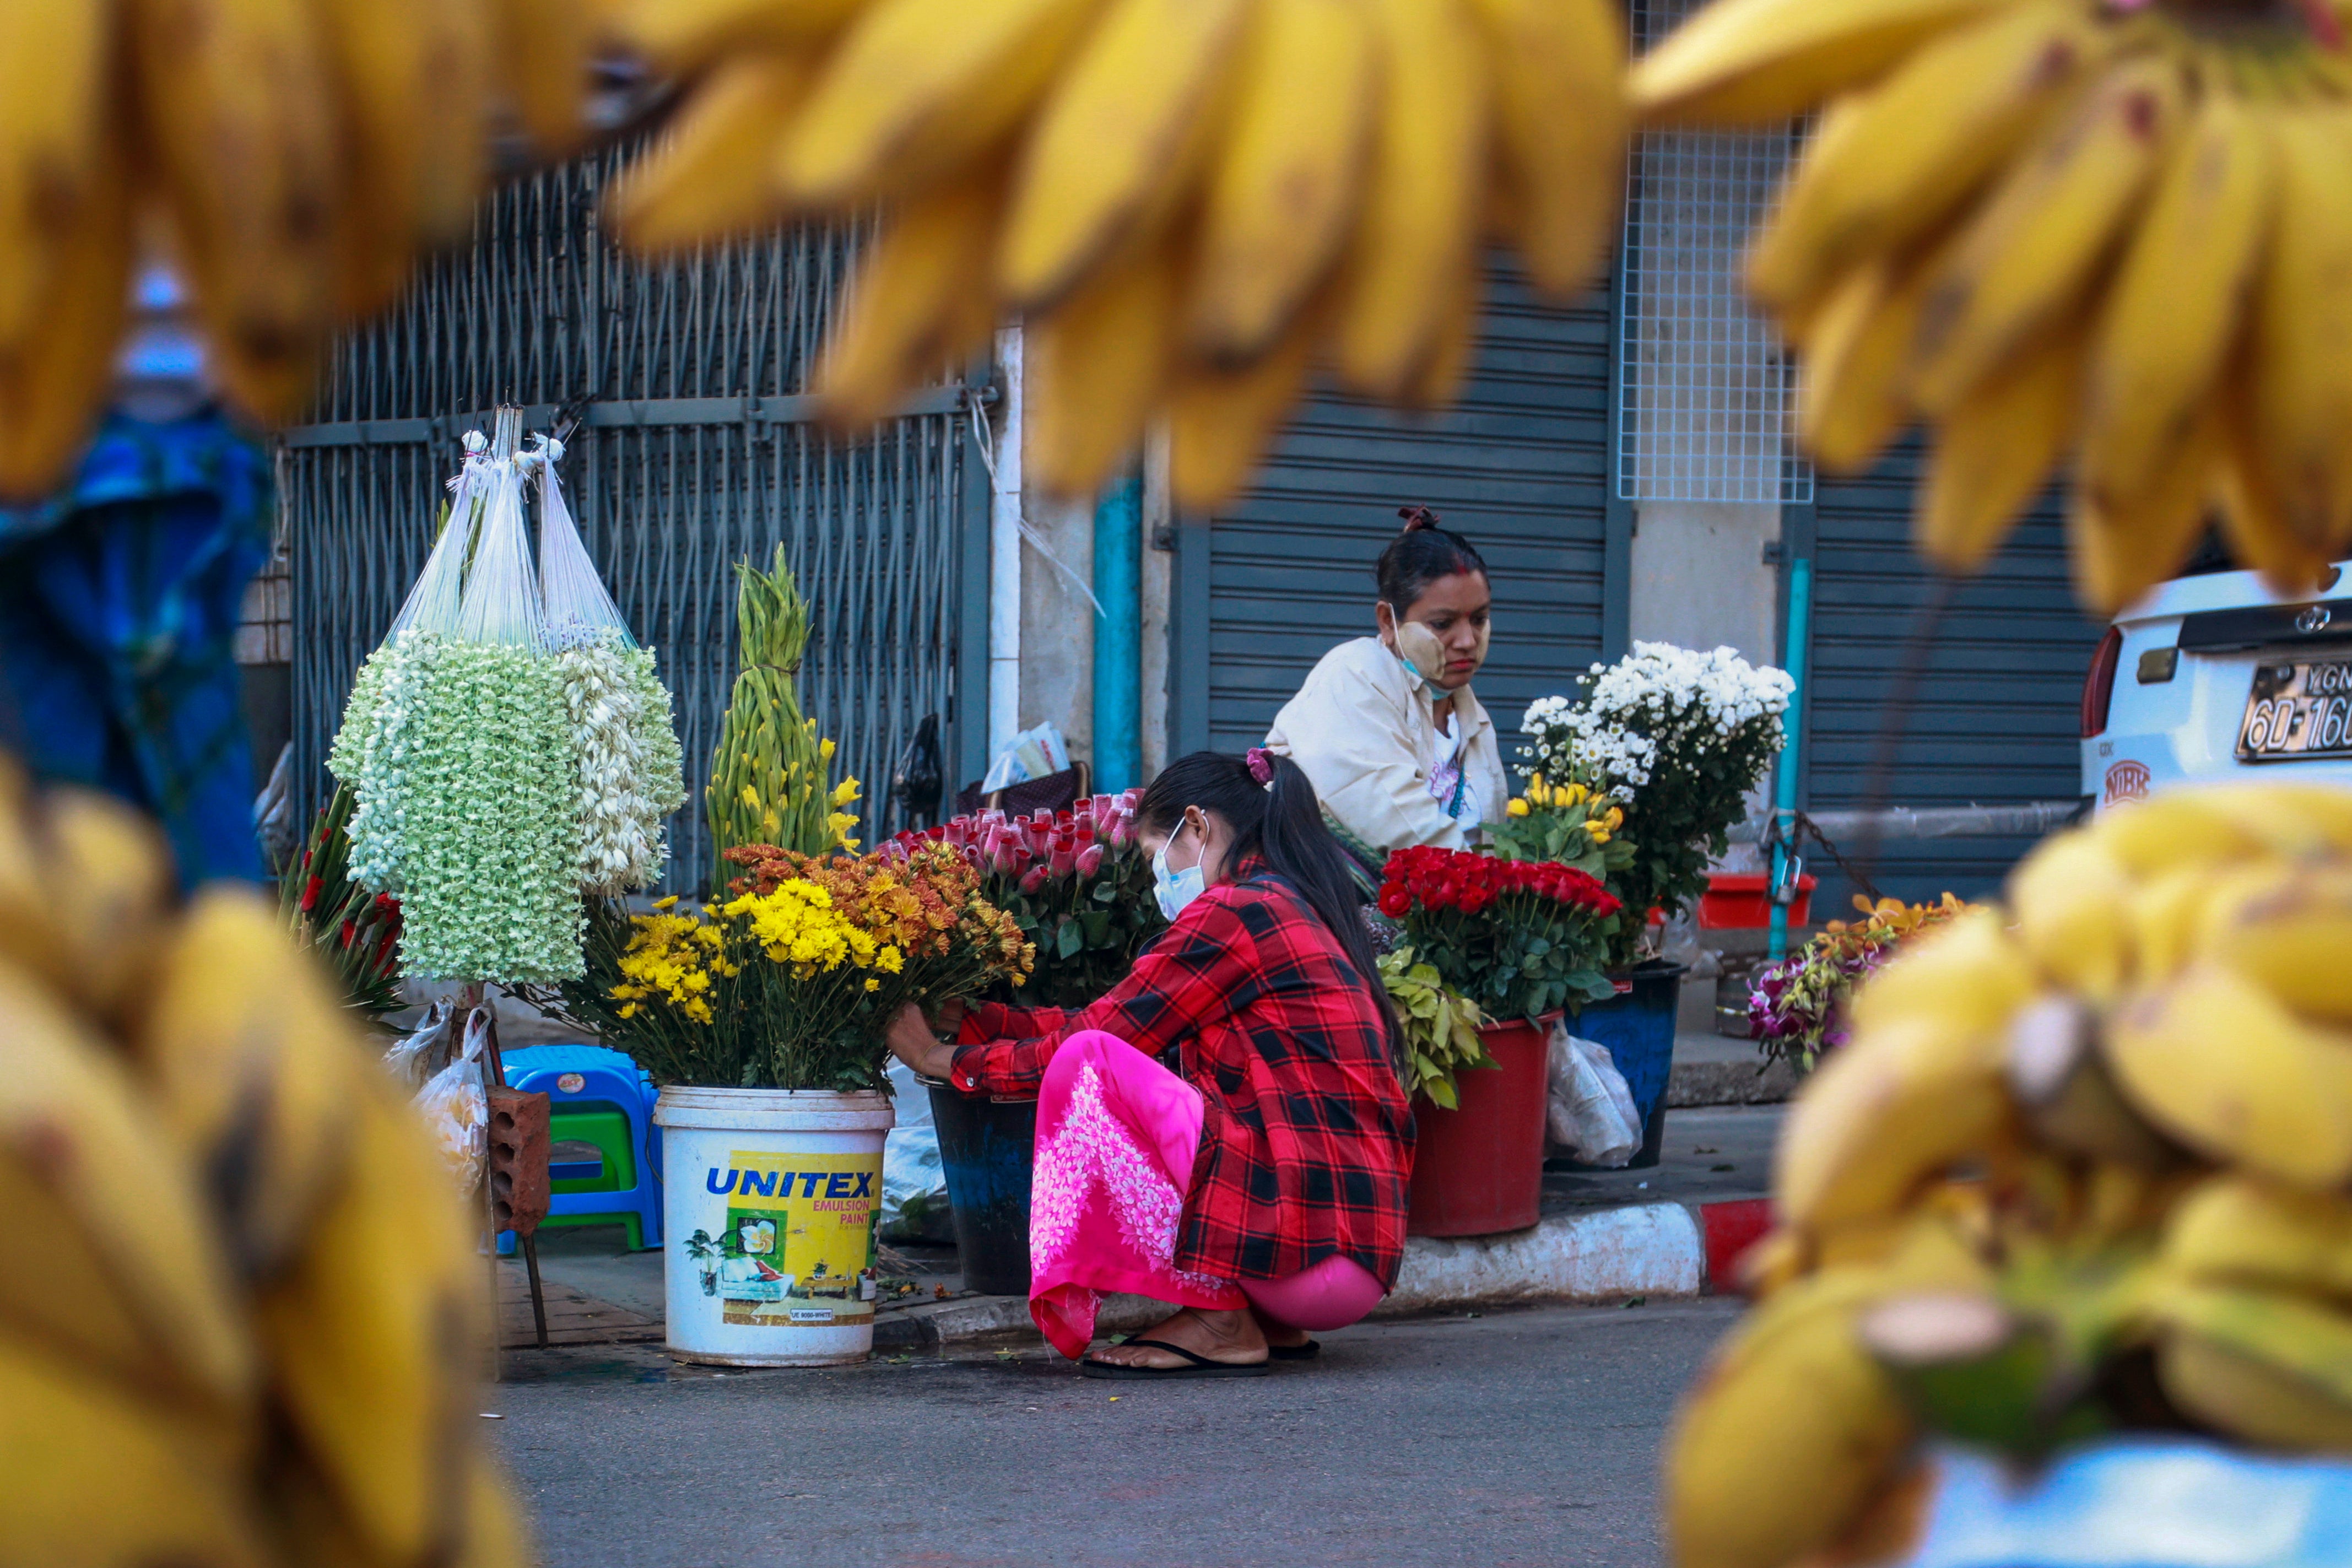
[1056,920,1084,960]
[1423,1076,1458,1111]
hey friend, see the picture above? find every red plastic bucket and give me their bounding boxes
[1697,872,1816,929]
[1406,1015,1553,1238]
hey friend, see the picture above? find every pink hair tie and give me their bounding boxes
[1246,748,1274,786]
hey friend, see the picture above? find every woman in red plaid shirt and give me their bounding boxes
[885,748,1414,1377]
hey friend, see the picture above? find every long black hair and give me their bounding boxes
[1377,504,1489,617]
[1136,750,1403,1069]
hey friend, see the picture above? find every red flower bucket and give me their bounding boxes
[1406,1014,1555,1238]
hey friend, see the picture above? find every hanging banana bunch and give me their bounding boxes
[1667,781,2352,1568]
[0,0,621,501]
[608,0,1629,507]
[1632,0,2352,613]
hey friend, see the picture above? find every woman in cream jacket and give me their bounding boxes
[1266,507,1507,865]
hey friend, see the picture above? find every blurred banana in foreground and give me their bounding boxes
[1667,781,2352,1568]
[608,0,1630,506]
[1633,0,2352,610]
[0,0,624,501]
[0,758,526,1567]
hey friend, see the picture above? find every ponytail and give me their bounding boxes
[1137,750,1403,1069]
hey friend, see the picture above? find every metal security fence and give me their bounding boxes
[282,141,981,892]
[1617,0,1811,505]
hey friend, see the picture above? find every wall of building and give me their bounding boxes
[1627,500,1782,667]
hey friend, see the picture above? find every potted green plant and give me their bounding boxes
[1520,642,1794,1164]
[1376,846,1621,1236]
[552,840,1031,1365]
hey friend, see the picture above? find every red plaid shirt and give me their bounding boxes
[951,864,1415,1288]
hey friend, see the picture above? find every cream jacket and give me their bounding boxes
[1264,636,1508,854]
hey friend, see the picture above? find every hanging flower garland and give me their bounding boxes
[556,629,689,896]
[390,632,582,983]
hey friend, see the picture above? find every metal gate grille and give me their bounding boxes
[1617,0,1812,504]
[282,142,976,893]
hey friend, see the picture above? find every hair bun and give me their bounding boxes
[1397,504,1443,534]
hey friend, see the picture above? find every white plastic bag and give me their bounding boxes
[880,1060,951,1244]
[382,999,457,1090]
[413,1006,491,1191]
[534,441,688,894]
[1547,1022,1642,1169]
[981,722,1070,791]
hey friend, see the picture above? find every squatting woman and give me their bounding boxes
[883,750,1412,1377]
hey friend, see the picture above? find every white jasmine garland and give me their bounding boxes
[556,629,689,895]
[389,636,583,982]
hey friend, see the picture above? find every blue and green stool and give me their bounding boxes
[496,1044,663,1251]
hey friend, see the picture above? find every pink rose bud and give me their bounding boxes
[964,846,984,872]
[1020,865,1049,895]
[927,824,948,842]
[1050,845,1077,878]
[993,842,1023,875]
[1094,794,1113,817]
[1077,844,1104,878]
[1109,817,1131,850]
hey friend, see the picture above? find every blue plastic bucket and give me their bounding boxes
[1567,961,1688,1169]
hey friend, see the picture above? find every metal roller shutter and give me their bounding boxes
[1200,259,1616,759]
[1802,447,2100,910]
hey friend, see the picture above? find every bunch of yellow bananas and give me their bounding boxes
[1632,0,2352,613]
[1669,782,2352,1568]
[609,0,1627,506]
[0,0,617,501]
[0,759,526,1567]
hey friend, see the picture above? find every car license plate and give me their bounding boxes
[2240,661,2352,759]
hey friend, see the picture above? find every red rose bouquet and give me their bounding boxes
[278,781,404,1018]
[1378,846,1624,1024]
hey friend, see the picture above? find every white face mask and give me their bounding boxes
[1152,820,1208,921]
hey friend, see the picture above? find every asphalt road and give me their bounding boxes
[490,1297,1741,1568]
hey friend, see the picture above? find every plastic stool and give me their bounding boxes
[496,1045,662,1252]
[548,1106,635,1190]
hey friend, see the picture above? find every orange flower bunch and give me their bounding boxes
[725,840,1035,994]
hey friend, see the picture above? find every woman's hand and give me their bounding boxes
[884,1001,960,1080]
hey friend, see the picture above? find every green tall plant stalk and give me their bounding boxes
[705,547,857,886]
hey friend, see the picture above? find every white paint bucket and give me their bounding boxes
[653,1086,896,1367]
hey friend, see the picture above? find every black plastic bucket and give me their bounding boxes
[921,1078,1038,1297]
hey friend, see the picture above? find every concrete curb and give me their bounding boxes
[876,1195,1778,1351]
[1377,1203,1704,1315]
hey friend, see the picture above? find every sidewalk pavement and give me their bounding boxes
[503,1101,1784,1360]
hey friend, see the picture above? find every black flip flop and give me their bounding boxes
[1078,1338,1270,1380]
[1267,1340,1321,1362]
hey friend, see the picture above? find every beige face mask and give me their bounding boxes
[1393,620,1489,683]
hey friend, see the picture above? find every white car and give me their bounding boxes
[2083,555,2352,809]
